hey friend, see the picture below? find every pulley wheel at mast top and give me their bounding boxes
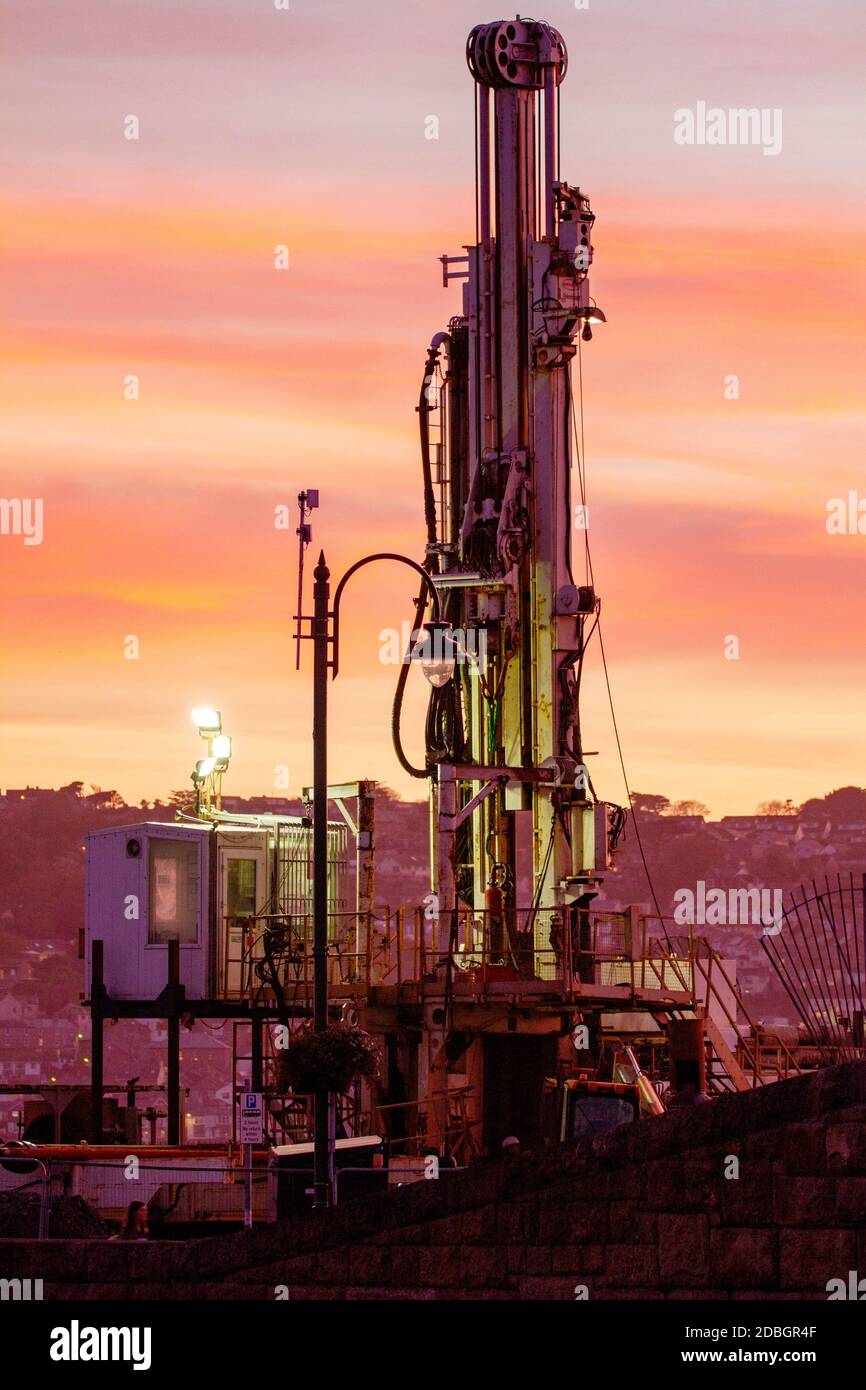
[466,17,568,89]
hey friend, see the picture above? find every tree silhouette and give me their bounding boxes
[798,786,866,823]
[666,800,710,818]
[630,792,670,816]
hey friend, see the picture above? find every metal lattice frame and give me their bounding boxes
[761,872,866,1061]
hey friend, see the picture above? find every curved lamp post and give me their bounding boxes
[303,549,440,1208]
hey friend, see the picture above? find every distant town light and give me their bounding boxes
[191,707,221,733]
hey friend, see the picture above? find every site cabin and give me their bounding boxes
[83,816,347,1002]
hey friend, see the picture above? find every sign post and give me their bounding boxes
[239,1091,263,1228]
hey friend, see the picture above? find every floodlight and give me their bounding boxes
[191,707,221,733]
[211,734,232,761]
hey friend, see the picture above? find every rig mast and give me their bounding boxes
[411,17,622,964]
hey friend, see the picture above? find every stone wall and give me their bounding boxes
[4,1063,866,1300]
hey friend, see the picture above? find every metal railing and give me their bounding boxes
[219,905,697,1006]
[221,909,395,1001]
[688,938,803,1088]
[376,1083,481,1163]
[335,1163,466,1198]
[274,1163,467,1203]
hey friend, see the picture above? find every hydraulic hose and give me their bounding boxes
[391,334,452,780]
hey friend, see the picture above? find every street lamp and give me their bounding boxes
[297,546,440,1209]
[418,619,456,688]
[577,301,607,342]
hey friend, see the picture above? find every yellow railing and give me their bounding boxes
[219,905,697,1007]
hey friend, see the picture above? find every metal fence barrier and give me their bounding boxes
[0,1154,51,1237]
[60,1160,272,1227]
[0,1154,467,1237]
[3,1157,272,1231]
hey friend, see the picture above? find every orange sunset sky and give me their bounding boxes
[1,0,865,817]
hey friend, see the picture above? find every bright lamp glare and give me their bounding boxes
[419,621,455,689]
[195,757,217,778]
[211,734,232,760]
[191,706,221,732]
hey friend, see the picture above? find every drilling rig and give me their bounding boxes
[381,15,669,1152]
[278,14,704,1165]
[398,16,624,974]
[277,23,781,1154]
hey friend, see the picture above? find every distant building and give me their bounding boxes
[1,787,58,802]
[0,989,40,1022]
[719,815,799,835]
[0,959,34,984]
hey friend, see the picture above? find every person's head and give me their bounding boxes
[121,1201,148,1239]
[501,1135,521,1156]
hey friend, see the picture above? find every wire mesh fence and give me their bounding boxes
[0,1152,468,1237]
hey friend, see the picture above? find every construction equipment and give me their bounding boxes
[398,17,624,948]
[541,1076,641,1142]
[398,15,639,1145]
[541,1041,664,1142]
[286,16,713,1154]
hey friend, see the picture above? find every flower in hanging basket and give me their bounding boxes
[277,1023,381,1095]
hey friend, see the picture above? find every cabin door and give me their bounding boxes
[217,836,268,998]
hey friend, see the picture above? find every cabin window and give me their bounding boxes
[226,857,258,918]
[567,1095,635,1138]
[147,839,199,944]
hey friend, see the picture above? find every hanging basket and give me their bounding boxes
[276,1023,381,1095]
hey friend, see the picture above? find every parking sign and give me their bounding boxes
[239,1092,263,1144]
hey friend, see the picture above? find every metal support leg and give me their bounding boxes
[167,940,180,1145]
[90,940,104,1145]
